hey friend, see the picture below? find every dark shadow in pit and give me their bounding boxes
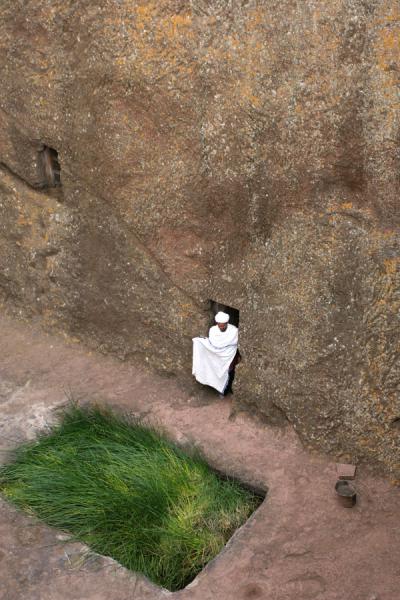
[209,300,240,328]
[38,145,61,188]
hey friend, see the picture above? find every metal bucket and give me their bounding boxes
[335,480,357,507]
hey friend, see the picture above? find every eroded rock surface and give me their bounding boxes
[0,1,399,477]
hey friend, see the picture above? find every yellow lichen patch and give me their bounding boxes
[240,87,262,108]
[374,26,400,73]
[134,3,158,31]
[136,3,157,19]
[246,7,265,28]
[126,6,198,82]
[228,35,241,49]
[384,258,398,275]
[381,229,396,239]
[178,302,196,320]
[17,214,32,227]
[382,29,400,51]
[161,13,194,42]
[170,14,192,27]
[375,2,400,25]
[340,202,353,210]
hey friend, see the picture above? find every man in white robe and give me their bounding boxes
[192,311,240,396]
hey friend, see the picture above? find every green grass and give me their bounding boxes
[0,404,262,591]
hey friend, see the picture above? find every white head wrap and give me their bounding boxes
[215,311,230,323]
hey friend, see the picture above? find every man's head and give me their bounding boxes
[215,311,229,331]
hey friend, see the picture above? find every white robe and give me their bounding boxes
[192,324,238,393]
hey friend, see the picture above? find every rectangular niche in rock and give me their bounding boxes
[0,404,263,592]
[209,299,240,327]
[38,145,61,187]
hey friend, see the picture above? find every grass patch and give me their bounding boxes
[0,404,262,591]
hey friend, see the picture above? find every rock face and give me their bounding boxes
[0,1,399,477]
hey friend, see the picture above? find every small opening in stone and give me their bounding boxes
[209,299,240,327]
[38,146,61,187]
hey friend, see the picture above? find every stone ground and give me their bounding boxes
[0,313,399,600]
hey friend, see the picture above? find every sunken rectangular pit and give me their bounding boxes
[0,404,263,592]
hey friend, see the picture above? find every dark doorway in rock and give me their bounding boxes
[209,300,239,328]
[38,146,61,187]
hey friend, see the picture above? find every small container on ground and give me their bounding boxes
[335,479,357,507]
[336,463,356,480]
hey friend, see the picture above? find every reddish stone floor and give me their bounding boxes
[0,313,399,600]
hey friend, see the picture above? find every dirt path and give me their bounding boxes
[0,313,399,600]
